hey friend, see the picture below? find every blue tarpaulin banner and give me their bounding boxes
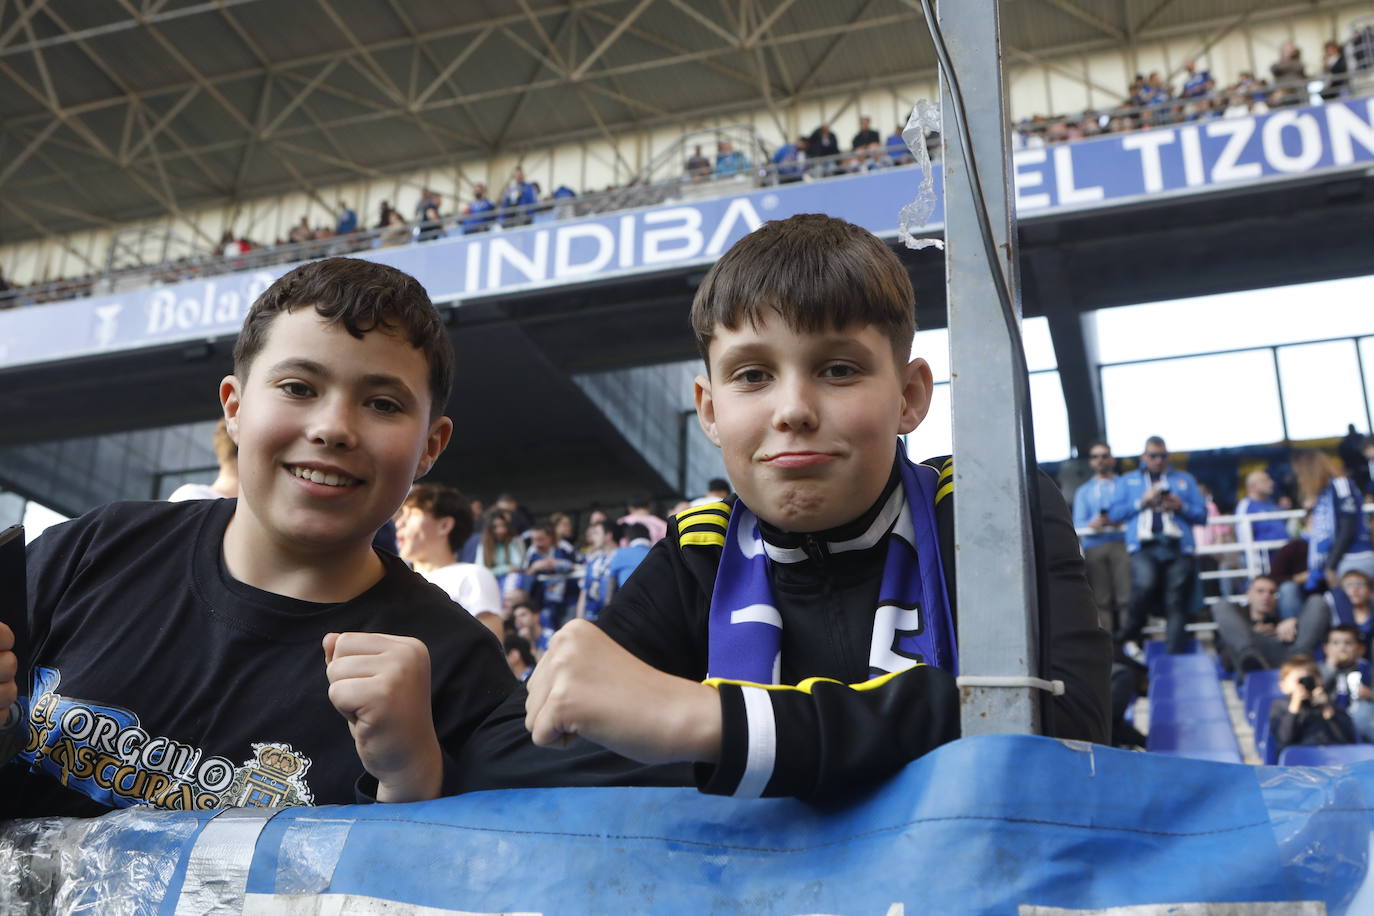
[10,734,1374,915]
[2,96,1372,372]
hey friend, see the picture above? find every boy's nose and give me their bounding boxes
[307,402,358,449]
[772,379,819,432]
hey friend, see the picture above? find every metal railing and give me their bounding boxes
[3,75,1372,311]
[1075,502,1374,608]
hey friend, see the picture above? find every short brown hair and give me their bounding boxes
[233,257,454,416]
[1280,653,1319,682]
[689,214,915,370]
[404,482,472,554]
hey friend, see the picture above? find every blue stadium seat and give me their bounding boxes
[1147,696,1227,723]
[1144,639,1200,666]
[1149,675,1224,705]
[1150,655,1221,680]
[1147,718,1242,761]
[1242,672,1283,726]
[1278,744,1374,766]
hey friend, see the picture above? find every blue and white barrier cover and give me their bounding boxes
[1,96,1372,372]
[3,734,1374,914]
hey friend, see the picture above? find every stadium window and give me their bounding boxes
[1361,337,1374,431]
[1092,275,1374,364]
[1101,350,1285,453]
[1276,340,1369,442]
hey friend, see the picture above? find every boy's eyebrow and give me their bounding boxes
[267,358,419,398]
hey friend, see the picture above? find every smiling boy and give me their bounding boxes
[459,214,1111,799]
[0,258,512,817]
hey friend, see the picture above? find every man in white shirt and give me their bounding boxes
[396,483,504,640]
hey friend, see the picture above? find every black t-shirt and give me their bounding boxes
[2,498,513,818]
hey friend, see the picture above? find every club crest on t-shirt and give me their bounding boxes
[18,666,315,810]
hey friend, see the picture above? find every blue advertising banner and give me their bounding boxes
[2,97,1371,371]
[5,735,1374,914]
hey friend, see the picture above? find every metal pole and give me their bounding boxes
[938,0,1041,735]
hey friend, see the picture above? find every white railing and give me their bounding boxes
[1076,502,1374,609]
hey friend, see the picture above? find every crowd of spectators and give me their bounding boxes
[1078,425,1374,758]
[2,29,1370,312]
[389,480,737,679]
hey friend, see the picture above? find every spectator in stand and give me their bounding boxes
[1339,424,1366,489]
[685,145,711,180]
[1235,469,1292,568]
[885,124,911,164]
[1331,569,1374,645]
[379,209,409,248]
[607,521,652,591]
[772,136,808,183]
[1269,40,1307,106]
[395,483,505,642]
[1269,653,1356,756]
[1272,521,1315,620]
[1321,39,1349,99]
[1110,436,1208,658]
[1362,437,1374,498]
[1295,448,1374,589]
[548,512,577,555]
[0,265,11,294]
[807,123,840,160]
[1179,60,1215,99]
[1214,575,1328,677]
[576,519,616,622]
[524,522,577,630]
[505,635,536,683]
[513,601,550,661]
[288,216,313,245]
[494,492,533,538]
[462,184,496,234]
[619,494,666,544]
[851,115,880,151]
[1073,441,1131,633]
[219,231,249,258]
[550,184,577,220]
[377,200,396,229]
[476,508,527,598]
[1322,624,1374,741]
[691,477,731,508]
[500,167,538,227]
[168,418,238,501]
[713,141,750,177]
[336,201,358,236]
[415,190,443,242]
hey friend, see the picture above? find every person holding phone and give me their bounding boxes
[1073,442,1130,633]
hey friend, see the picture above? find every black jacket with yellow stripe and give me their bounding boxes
[450,457,1111,800]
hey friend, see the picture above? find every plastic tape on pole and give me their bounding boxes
[172,806,278,915]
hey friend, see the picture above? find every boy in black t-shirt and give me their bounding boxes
[457,214,1110,799]
[0,258,512,817]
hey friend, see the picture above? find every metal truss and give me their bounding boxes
[0,0,1362,242]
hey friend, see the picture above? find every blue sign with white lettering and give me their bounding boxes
[2,97,1371,370]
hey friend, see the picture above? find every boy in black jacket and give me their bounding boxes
[1271,654,1356,756]
[0,258,512,817]
[458,214,1110,799]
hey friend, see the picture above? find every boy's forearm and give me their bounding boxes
[374,737,444,803]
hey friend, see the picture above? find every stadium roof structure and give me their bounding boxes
[0,0,1342,246]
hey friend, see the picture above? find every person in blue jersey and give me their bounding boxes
[1179,60,1215,99]
[1235,469,1293,574]
[1073,441,1131,633]
[1322,624,1374,741]
[1109,436,1208,657]
[451,214,1111,800]
[461,184,496,234]
[1294,449,1374,590]
[575,520,616,622]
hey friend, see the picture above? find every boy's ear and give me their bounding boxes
[414,415,454,480]
[436,516,455,537]
[693,374,722,448]
[897,357,934,435]
[219,376,242,443]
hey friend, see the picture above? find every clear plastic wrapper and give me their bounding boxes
[0,808,199,915]
[897,99,944,251]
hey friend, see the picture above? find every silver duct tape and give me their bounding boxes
[173,807,279,915]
